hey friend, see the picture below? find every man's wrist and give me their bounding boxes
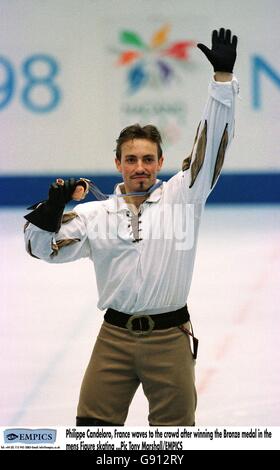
[214,72,233,82]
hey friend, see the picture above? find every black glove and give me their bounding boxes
[197,28,237,73]
[24,178,87,232]
[48,178,81,208]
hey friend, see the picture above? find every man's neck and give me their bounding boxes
[120,183,147,210]
[124,195,147,210]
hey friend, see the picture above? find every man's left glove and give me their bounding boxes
[197,28,237,73]
[24,178,87,232]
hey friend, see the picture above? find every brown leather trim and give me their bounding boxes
[62,211,78,224]
[211,124,229,189]
[24,221,30,233]
[189,120,207,188]
[182,121,200,171]
[27,240,40,259]
[51,238,80,257]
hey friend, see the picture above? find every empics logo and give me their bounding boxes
[5,433,19,441]
[114,24,195,93]
[4,428,57,444]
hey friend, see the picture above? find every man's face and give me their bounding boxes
[115,139,164,193]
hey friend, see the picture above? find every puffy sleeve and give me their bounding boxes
[166,76,239,204]
[24,205,91,263]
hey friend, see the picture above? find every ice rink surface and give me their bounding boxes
[1,205,279,426]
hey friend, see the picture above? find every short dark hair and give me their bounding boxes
[115,124,163,160]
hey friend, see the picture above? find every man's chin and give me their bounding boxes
[131,179,151,191]
[133,184,145,192]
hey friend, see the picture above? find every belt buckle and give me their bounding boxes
[126,314,155,336]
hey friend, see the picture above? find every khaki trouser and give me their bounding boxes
[77,320,197,426]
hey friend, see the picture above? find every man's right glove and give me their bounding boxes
[197,28,237,73]
[24,178,88,232]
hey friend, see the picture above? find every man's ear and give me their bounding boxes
[158,156,164,171]
[115,157,122,173]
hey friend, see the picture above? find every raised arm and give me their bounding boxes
[180,28,238,203]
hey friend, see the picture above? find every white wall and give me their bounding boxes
[0,0,279,175]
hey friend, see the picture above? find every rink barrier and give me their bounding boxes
[0,173,279,206]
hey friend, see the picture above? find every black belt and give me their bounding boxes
[104,305,190,336]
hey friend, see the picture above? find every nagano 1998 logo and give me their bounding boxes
[113,24,196,94]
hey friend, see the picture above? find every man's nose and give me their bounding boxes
[135,159,145,172]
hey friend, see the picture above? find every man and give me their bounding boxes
[24,28,238,426]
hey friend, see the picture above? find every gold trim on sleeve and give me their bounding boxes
[182,121,201,171]
[51,238,81,257]
[211,124,229,189]
[189,120,207,188]
[27,240,40,259]
[62,211,79,224]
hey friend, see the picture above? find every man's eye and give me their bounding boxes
[145,158,154,163]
